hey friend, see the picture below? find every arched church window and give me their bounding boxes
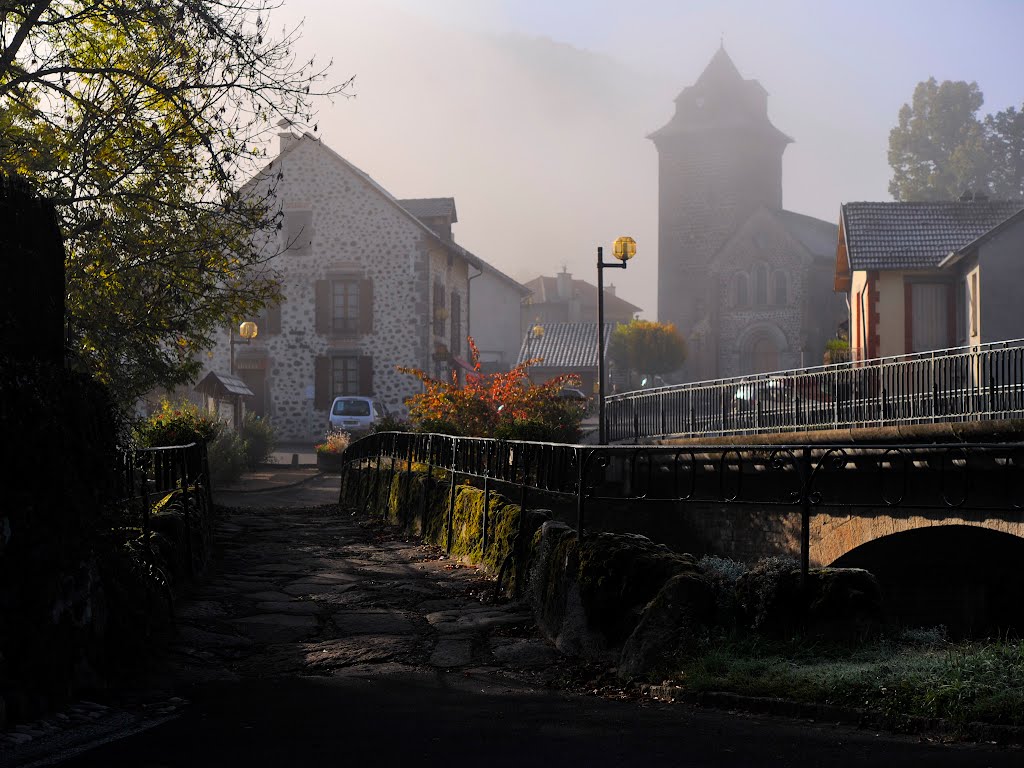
[754,264,769,305]
[773,271,788,306]
[733,273,749,308]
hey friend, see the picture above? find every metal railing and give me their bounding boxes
[112,442,214,580]
[341,432,1023,586]
[605,339,1024,443]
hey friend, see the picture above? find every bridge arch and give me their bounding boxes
[811,511,1024,567]
[827,524,1024,636]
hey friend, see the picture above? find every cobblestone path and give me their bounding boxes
[160,499,561,685]
[0,480,567,766]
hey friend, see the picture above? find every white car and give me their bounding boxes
[328,396,389,434]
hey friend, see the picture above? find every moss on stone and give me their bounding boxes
[351,463,537,582]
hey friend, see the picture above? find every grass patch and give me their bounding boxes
[670,630,1024,728]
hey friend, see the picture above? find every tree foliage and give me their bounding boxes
[608,319,687,386]
[0,1,352,402]
[888,77,1024,201]
[398,338,584,442]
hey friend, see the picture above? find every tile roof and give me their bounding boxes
[397,197,458,223]
[841,200,1024,271]
[523,275,643,316]
[517,322,613,368]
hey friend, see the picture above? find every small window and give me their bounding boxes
[754,265,769,305]
[773,271,788,306]
[450,291,462,357]
[733,273,749,308]
[331,357,359,397]
[284,209,313,254]
[433,281,446,337]
[970,272,979,337]
[332,280,360,334]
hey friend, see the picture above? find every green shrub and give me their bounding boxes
[207,428,248,485]
[239,413,276,467]
[493,417,558,442]
[135,398,220,447]
[372,414,411,433]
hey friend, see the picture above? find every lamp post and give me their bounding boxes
[597,237,636,444]
[228,320,259,430]
[229,320,259,375]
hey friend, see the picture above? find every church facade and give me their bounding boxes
[650,47,846,382]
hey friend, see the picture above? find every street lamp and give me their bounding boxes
[598,236,636,444]
[229,320,259,375]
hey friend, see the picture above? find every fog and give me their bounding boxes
[272,0,1024,318]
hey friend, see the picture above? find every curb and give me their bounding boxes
[214,471,329,495]
[640,685,1024,747]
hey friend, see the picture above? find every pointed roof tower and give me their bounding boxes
[648,46,792,146]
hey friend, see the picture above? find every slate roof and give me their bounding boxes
[517,322,614,368]
[648,46,791,146]
[397,197,458,223]
[773,209,837,261]
[841,200,1024,270]
[194,371,254,398]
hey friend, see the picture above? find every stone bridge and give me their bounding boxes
[342,432,1023,633]
[582,444,1024,634]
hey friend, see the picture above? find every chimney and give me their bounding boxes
[277,118,299,155]
[556,268,572,301]
[606,283,616,297]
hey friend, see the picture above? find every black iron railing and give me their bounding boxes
[342,433,1023,585]
[605,339,1024,443]
[113,442,213,579]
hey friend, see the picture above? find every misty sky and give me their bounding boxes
[272,0,1024,318]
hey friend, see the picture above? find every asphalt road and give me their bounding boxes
[54,671,1021,768]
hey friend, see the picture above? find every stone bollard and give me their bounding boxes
[291,453,299,466]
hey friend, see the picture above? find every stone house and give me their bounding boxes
[521,268,641,333]
[200,129,488,441]
[834,198,1024,359]
[650,45,846,381]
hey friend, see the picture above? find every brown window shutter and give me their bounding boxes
[314,356,331,410]
[358,355,374,395]
[265,302,282,335]
[359,278,374,333]
[315,280,330,334]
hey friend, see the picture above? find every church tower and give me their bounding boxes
[649,47,791,379]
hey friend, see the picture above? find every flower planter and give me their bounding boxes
[316,451,344,473]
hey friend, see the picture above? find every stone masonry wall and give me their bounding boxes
[204,136,470,441]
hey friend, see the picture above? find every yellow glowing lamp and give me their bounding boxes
[238,320,259,340]
[613,236,637,262]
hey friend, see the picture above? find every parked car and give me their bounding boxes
[328,396,390,434]
[732,376,788,413]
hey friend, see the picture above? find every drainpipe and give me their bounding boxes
[467,264,482,345]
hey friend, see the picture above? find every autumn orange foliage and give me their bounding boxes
[397,338,584,442]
